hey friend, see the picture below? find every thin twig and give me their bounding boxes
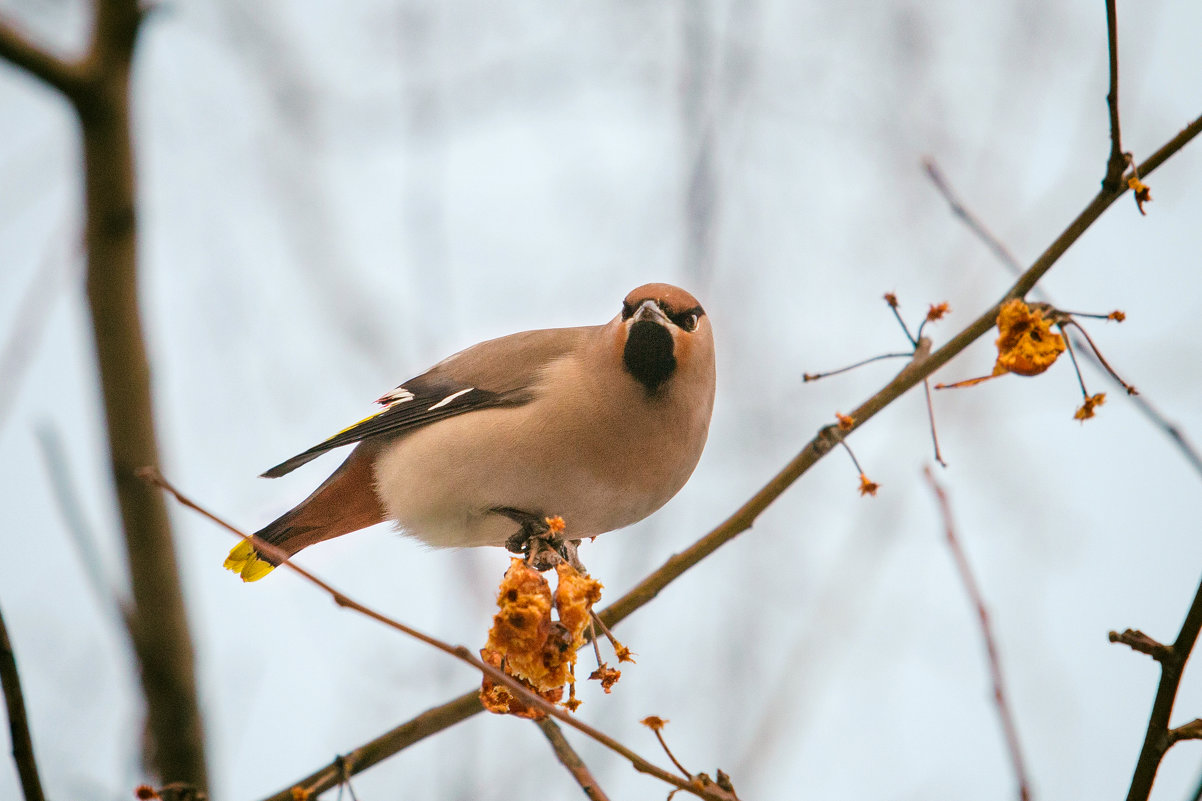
[924,467,1031,801]
[651,726,692,780]
[264,113,1202,799]
[0,222,77,444]
[538,719,612,801]
[923,379,947,467]
[1118,563,1202,801]
[888,302,918,347]
[1108,629,1171,663]
[804,352,912,382]
[0,601,47,801]
[1060,326,1091,399]
[1061,319,1138,395]
[923,158,1024,274]
[1103,0,1127,191]
[839,440,866,476]
[34,425,134,635]
[142,469,723,801]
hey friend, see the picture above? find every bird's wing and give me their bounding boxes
[260,326,593,478]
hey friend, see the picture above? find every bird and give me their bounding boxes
[224,282,716,581]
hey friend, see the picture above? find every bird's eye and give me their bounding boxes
[677,312,699,332]
[621,302,635,320]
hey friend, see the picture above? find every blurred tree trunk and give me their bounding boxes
[0,1,207,792]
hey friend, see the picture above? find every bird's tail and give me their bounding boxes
[224,443,387,583]
[223,539,276,582]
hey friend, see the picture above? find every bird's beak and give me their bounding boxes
[632,299,670,326]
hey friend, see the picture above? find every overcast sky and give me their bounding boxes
[2,1,1202,799]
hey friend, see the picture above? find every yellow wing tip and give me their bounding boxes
[223,540,276,582]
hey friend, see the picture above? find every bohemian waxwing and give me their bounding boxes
[225,283,716,580]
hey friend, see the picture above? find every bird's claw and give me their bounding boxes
[498,509,585,572]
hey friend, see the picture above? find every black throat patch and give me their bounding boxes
[623,320,676,393]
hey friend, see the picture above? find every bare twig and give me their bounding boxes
[922,159,1024,274]
[143,469,724,801]
[1103,0,1127,192]
[35,425,134,634]
[1061,319,1138,395]
[1116,563,1202,801]
[803,352,912,382]
[0,221,77,444]
[650,724,692,780]
[1108,629,1171,662]
[0,601,47,801]
[538,719,612,801]
[0,15,86,97]
[923,379,947,467]
[924,467,1032,801]
[264,113,1202,797]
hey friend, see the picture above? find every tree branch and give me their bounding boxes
[0,14,86,96]
[1119,561,1202,801]
[0,0,210,789]
[925,467,1031,801]
[262,109,1202,797]
[1103,0,1126,191]
[0,602,47,801]
[538,719,612,801]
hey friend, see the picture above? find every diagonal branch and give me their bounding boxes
[1118,562,1202,801]
[0,15,86,96]
[0,602,47,801]
[538,719,612,801]
[925,467,1031,801]
[264,110,1202,799]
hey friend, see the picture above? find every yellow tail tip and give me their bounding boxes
[223,539,275,582]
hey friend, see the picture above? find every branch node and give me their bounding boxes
[1108,628,1172,662]
[1168,719,1202,746]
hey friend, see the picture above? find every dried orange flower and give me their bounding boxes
[289,788,312,801]
[884,292,899,308]
[835,412,855,431]
[1108,310,1126,322]
[589,664,622,693]
[478,647,562,719]
[858,474,879,497]
[993,299,1065,376]
[935,300,1067,390]
[135,787,160,800]
[544,515,566,535]
[641,716,669,731]
[926,302,950,322]
[1128,176,1152,215]
[613,642,636,664]
[479,558,602,717]
[1075,393,1106,421]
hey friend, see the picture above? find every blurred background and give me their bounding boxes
[2,0,1202,799]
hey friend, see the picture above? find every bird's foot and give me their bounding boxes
[496,508,586,573]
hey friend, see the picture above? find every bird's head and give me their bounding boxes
[614,283,714,395]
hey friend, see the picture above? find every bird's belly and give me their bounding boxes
[369,405,691,548]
